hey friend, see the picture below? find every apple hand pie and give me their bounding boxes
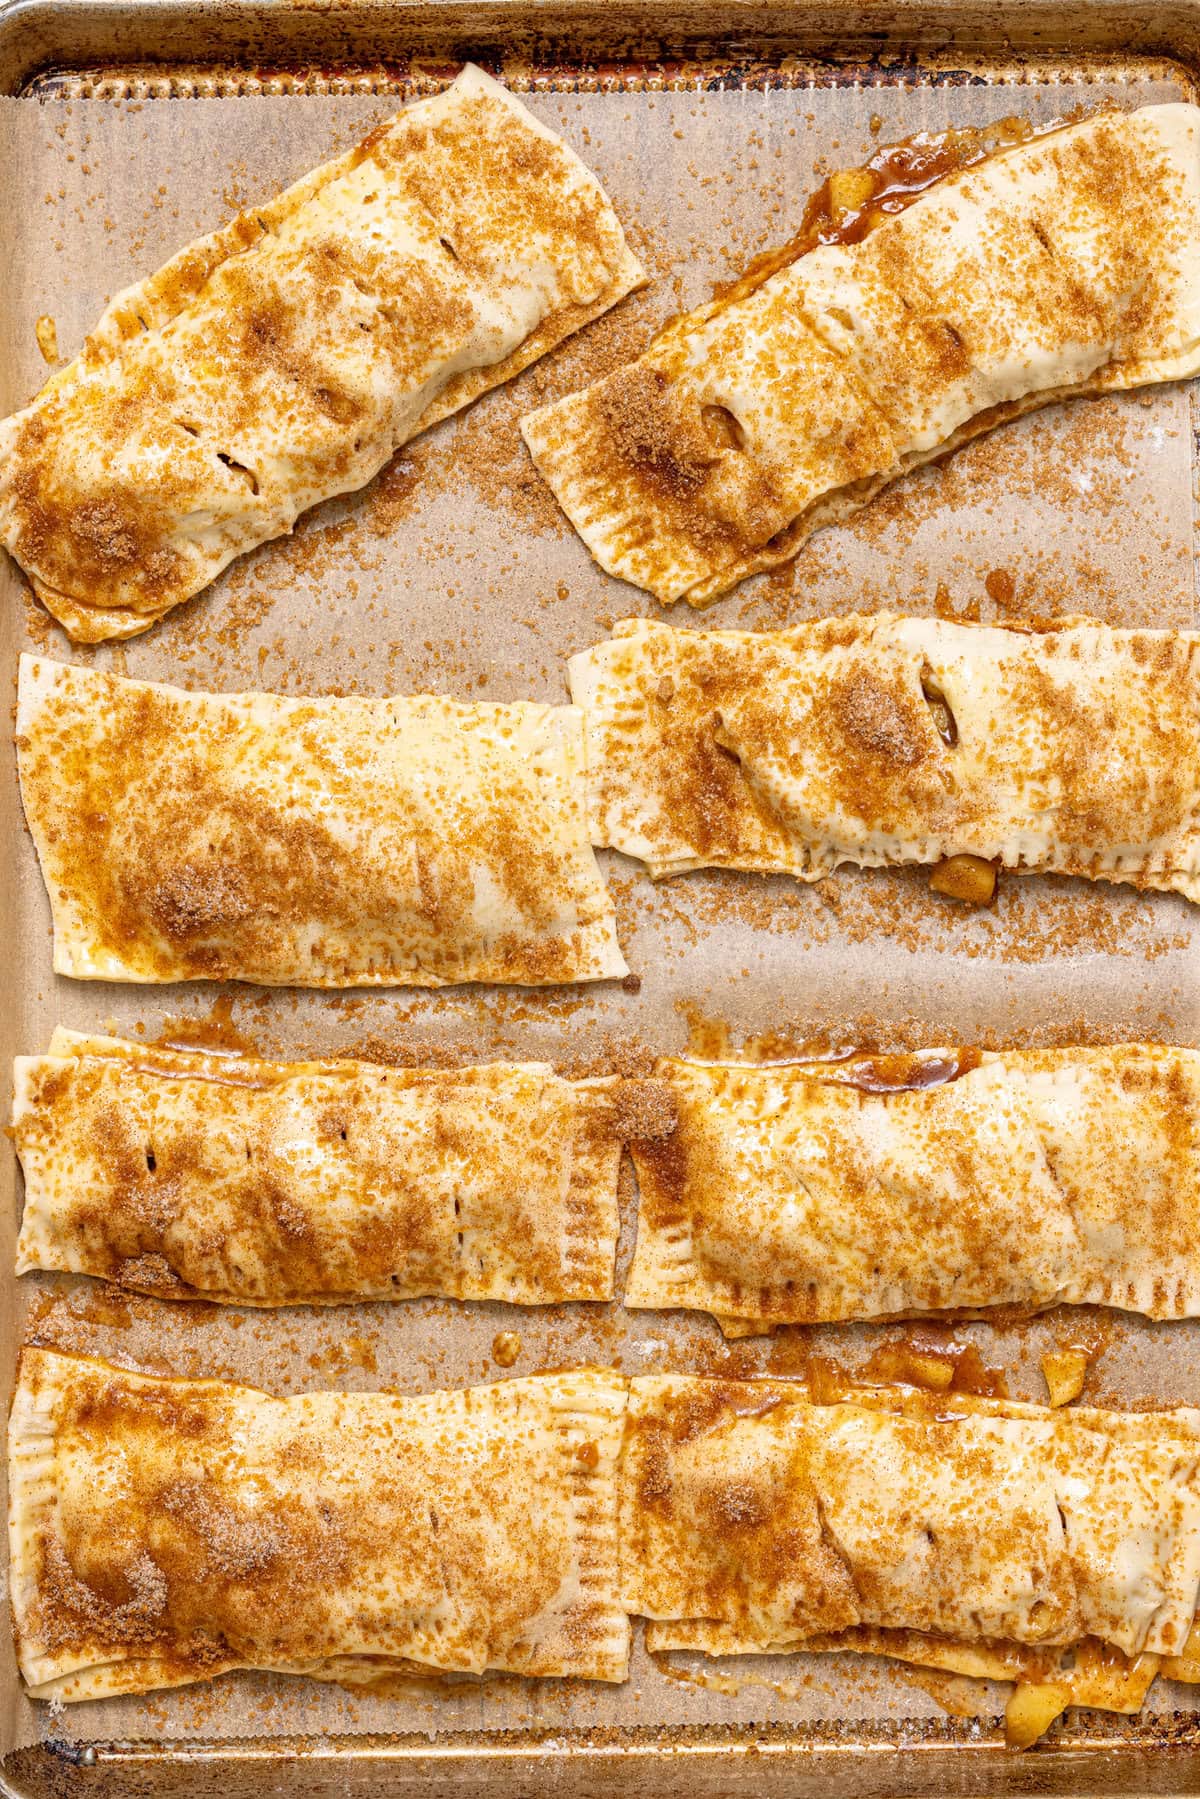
[0,64,643,642]
[13,1031,620,1306]
[16,1355,1200,1743]
[624,1376,1200,1738]
[625,1045,1200,1331]
[16,655,626,987]
[9,1350,630,1699]
[523,103,1200,604]
[569,614,1200,901]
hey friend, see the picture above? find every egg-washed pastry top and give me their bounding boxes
[522,103,1200,605]
[0,65,643,644]
[624,1375,1200,1721]
[16,655,626,987]
[569,614,1200,901]
[13,1030,621,1306]
[625,1044,1200,1329]
[10,1350,631,1700]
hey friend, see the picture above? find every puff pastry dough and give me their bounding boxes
[569,615,1200,901]
[17,1357,1200,1735]
[523,104,1200,604]
[0,65,643,642]
[626,1046,1200,1329]
[16,655,626,987]
[10,1350,631,1699]
[625,1377,1200,1720]
[13,1030,620,1306]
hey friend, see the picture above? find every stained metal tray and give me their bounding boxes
[3,2,1200,1793]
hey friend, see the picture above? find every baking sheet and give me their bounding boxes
[1,62,1199,1764]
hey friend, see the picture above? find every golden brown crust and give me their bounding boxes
[620,1377,1200,1665]
[13,1358,1200,1736]
[10,1351,631,1698]
[627,1045,1200,1326]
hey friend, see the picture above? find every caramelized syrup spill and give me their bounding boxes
[676,1004,984,1093]
[758,1337,1009,1403]
[709,114,1039,307]
[806,1048,983,1094]
[648,1650,745,1696]
[150,993,261,1058]
[862,1335,1009,1399]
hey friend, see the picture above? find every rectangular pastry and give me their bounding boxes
[13,1030,620,1306]
[16,1355,1200,1743]
[9,1349,631,1700]
[522,104,1200,604]
[569,615,1200,902]
[625,1045,1200,1329]
[623,1375,1200,1738]
[0,65,643,642]
[16,655,626,987]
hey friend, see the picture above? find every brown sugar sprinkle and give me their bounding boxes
[531,103,1195,616]
[13,92,1200,1756]
[624,1372,1196,1670]
[160,1476,288,1581]
[18,664,619,987]
[768,389,1192,636]
[6,75,639,640]
[584,609,1200,936]
[17,1044,620,1307]
[592,363,745,546]
[19,1353,617,1687]
[611,1077,679,1143]
[35,1539,170,1656]
[341,1034,473,1071]
[115,1254,185,1294]
[831,668,931,768]
[559,1035,660,1083]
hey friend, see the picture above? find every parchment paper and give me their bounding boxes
[1,64,1198,1757]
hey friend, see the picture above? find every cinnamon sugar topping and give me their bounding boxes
[13,1034,622,1308]
[0,66,642,643]
[570,614,1200,903]
[523,105,1200,605]
[16,656,626,988]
